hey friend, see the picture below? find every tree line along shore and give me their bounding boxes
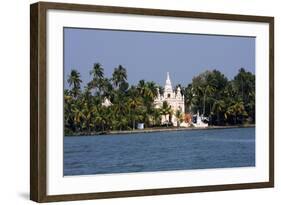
[64,63,255,136]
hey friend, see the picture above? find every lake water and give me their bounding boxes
[64,127,255,176]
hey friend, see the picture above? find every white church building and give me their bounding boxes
[154,72,185,127]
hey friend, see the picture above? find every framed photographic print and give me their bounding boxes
[30,1,274,202]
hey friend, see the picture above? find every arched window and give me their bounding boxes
[167,94,171,98]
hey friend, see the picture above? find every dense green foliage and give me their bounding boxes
[182,68,255,125]
[64,64,255,135]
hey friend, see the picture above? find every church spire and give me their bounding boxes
[164,72,173,93]
[166,72,171,86]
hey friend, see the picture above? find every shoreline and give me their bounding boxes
[65,124,255,137]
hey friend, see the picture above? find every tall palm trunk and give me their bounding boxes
[102,122,105,132]
[217,111,220,125]
[133,119,135,130]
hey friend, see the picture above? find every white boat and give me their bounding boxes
[193,111,208,128]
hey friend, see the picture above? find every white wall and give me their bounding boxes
[0,0,279,204]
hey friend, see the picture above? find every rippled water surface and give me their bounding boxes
[64,128,255,176]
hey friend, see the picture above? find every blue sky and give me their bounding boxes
[64,27,255,88]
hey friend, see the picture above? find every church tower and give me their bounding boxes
[164,72,174,99]
[154,72,185,127]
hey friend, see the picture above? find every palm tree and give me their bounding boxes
[192,85,204,114]
[64,90,75,133]
[67,69,82,98]
[146,81,158,99]
[212,100,226,125]
[161,101,172,126]
[136,80,158,127]
[175,109,183,127]
[127,86,142,130]
[71,104,83,132]
[81,102,94,133]
[112,93,128,127]
[183,84,194,113]
[112,65,127,88]
[104,106,114,131]
[116,117,129,131]
[246,91,255,122]
[203,85,215,116]
[90,63,104,79]
[137,80,146,96]
[93,105,108,132]
[151,108,162,126]
[89,63,104,94]
[225,101,248,124]
[102,78,113,99]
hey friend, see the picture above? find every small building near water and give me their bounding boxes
[137,123,144,129]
